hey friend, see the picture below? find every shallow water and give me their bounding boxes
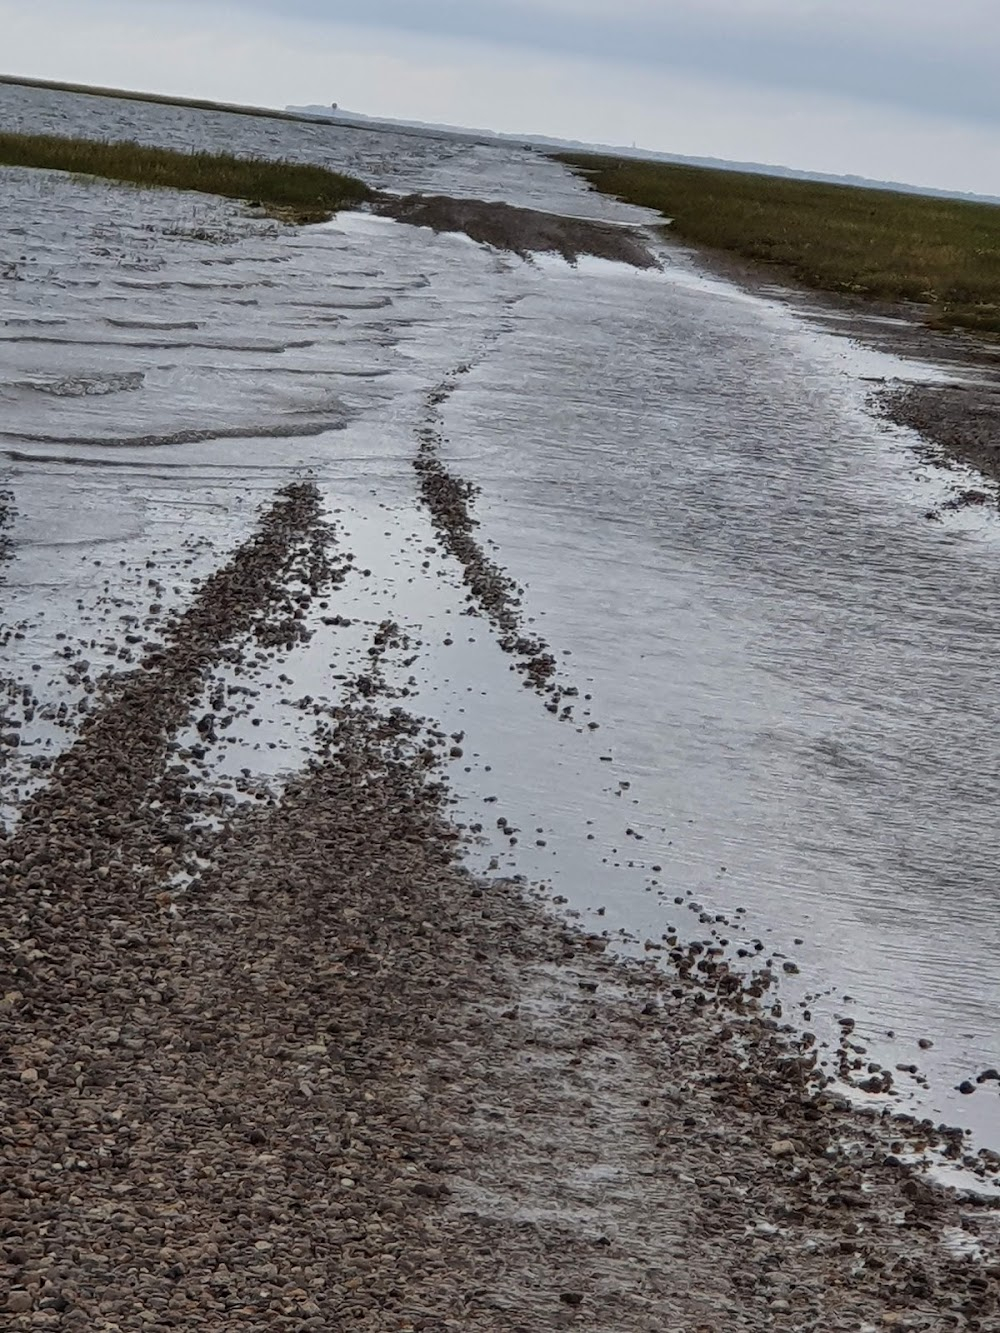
[2,82,1000,1158]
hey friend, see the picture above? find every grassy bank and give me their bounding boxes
[558,154,1000,334]
[0,131,372,222]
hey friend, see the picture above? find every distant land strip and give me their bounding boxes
[0,72,335,126]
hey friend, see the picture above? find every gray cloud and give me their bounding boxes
[235,0,1000,126]
[5,0,1000,195]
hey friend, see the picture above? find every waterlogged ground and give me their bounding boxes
[3,82,1000,1164]
[0,80,646,221]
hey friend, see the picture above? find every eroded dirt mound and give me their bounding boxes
[374,191,659,268]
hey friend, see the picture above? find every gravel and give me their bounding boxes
[414,362,577,716]
[2,476,1000,1330]
[879,380,1000,510]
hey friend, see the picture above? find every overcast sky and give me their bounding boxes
[4,0,1000,195]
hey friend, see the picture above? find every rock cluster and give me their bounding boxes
[414,369,577,718]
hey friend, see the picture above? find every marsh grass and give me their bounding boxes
[559,154,1000,334]
[0,131,372,223]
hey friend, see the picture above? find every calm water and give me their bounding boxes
[2,82,999,1154]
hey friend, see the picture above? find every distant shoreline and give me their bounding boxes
[0,71,334,127]
[3,73,996,205]
[5,71,1000,491]
[287,103,1000,208]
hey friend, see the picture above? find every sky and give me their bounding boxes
[4,0,1000,195]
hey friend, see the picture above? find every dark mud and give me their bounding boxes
[375,192,659,268]
[879,380,1000,496]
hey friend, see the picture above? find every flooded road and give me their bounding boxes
[2,82,999,1159]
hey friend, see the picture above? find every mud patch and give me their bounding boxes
[879,379,1000,490]
[3,419,346,450]
[375,192,659,268]
[3,371,146,398]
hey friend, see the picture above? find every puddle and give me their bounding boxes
[3,80,1000,1166]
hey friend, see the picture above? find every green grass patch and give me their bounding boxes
[558,154,1000,335]
[0,130,372,223]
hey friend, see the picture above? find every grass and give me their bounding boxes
[558,154,1000,335]
[0,131,372,223]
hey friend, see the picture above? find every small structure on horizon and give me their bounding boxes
[330,102,339,112]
